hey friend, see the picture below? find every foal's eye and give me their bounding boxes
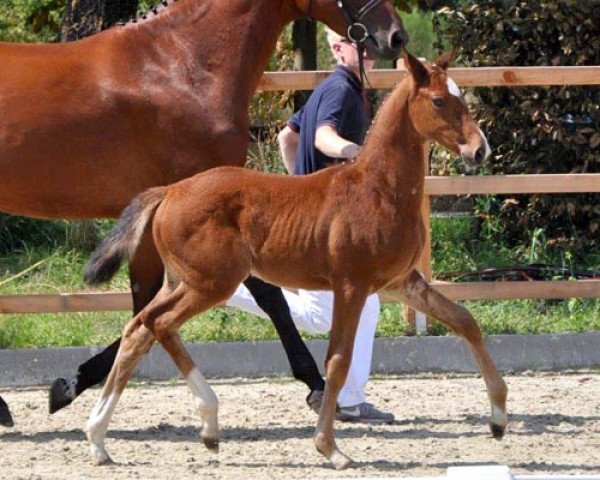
[433,97,446,108]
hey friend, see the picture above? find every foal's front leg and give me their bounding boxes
[314,285,368,470]
[387,270,508,438]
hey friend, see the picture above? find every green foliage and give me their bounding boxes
[434,1,600,257]
[391,0,418,14]
[400,8,443,63]
[432,213,600,275]
[0,214,66,253]
[0,0,64,42]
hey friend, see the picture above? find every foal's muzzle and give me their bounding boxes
[459,133,491,174]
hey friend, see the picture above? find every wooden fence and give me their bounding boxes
[1,66,599,328]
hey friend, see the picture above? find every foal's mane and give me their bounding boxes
[354,67,414,160]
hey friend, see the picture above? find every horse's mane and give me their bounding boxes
[116,0,179,27]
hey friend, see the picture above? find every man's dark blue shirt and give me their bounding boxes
[288,65,368,175]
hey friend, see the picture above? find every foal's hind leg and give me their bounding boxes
[390,270,508,438]
[85,278,192,465]
[142,282,225,452]
[0,395,14,427]
[85,314,156,465]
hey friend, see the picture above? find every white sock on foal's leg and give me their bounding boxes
[85,392,120,465]
[491,403,508,439]
[185,368,219,451]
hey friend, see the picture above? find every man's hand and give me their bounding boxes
[340,143,360,161]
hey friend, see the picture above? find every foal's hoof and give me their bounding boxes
[203,436,219,453]
[49,378,76,414]
[490,422,506,440]
[330,450,354,470]
[0,398,14,427]
[90,445,114,466]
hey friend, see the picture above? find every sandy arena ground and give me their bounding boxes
[0,372,599,479]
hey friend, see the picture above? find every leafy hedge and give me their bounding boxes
[434,1,599,256]
[0,0,63,42]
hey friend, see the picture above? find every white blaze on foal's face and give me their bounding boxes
[444,76,492,166]
[446,77,462,98]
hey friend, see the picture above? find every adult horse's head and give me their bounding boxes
[403,50,491,173]
[296,0,408,60]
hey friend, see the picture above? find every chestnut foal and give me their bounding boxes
[83,50,507,469]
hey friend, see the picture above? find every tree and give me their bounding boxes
[58,0,138,41]
[292,19,317,112]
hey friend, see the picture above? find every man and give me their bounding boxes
[226,28,394,424]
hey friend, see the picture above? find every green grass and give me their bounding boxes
[0,215,597,349]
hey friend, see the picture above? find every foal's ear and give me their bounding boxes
[433,50,455,71]
[402,49,429,87]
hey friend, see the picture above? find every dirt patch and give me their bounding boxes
[1,372,599,479]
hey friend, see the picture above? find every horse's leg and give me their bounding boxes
[84,277,208,465]
[243,276,325,398]
[0,395,14,427]
[85,311,157,465]
[390,270,508,438]
[49,230,163,413]
[143,282,222,452]
[314,285,367,470]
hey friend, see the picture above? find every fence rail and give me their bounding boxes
[1,66,599,319]
[260,66,600,90]
[2,278,599,314]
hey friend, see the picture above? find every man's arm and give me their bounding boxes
[314,125,360,161]
[278,125,300,174]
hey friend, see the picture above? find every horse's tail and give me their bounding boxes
[84,187,167,286]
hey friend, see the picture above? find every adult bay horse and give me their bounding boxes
[0,0,408,426]
[82,50,508,469]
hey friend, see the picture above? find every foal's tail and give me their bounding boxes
[84,187,167,286]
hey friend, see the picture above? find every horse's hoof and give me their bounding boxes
[0,398,14,427]
[203,436,219,453]
[49,378,76,414]
[306,390,324,414]
[490,422,506,440]
[330,450,354,470]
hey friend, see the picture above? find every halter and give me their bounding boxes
[302,0,381,43]
[336,0,381,44]
[337,0,380,91]
[302,0,381,90]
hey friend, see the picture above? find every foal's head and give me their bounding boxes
[294,0,408,60]
[403,50,491,172]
